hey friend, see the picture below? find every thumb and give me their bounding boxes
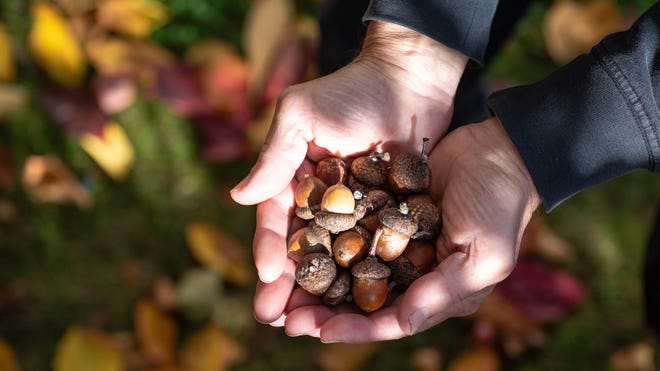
[230,113,311,205]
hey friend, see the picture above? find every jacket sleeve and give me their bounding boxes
[488,3,660,211]
[362,0,499,64]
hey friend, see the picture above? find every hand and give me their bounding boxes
[230,21,469,325]
[283,116,541,342]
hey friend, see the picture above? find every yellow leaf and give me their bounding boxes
[28,3,86,87]
[180,323,247,371]
[135,300,178,365]
[53,326,122,371]
[97,0,168,38]
[185,222,254,286]
[0,338,20,371]
[609,341,656,371]
[243,0,295,100]
[80,122,134,181]
[315,343,379,371]
[0,23,15,82]
[447,346,500,371]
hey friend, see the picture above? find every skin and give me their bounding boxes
[231,21,541,342]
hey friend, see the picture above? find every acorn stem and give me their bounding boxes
[369,151,390,162]
[368,228,383,257]
[399,202,409,215]
[421,138,430,162]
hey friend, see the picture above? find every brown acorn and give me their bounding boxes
[347,174,374,195]
[357,212,380,234]
[374,203,418,261]
[314,183,357,233]
[294,175,328,219]
[333,230,369,268]
[388,138,431,195]
[389,240,436,287]
[405,194,441,240]
[353,189,396,220]
[350,152,390,187]
[316,157,347,186]
[351,256,391,312]
[287,223,332,263]
[351,225,373,245]
[323,270,352,306]
[295,253,337,296]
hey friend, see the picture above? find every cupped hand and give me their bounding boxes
[229,21,469,325]
[283,116,542,342]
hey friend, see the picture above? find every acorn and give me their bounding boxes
[294,175,328,219]
[351,225,373,245]
[405,194,442,240]
[314,183,357,233]
[323,270,352,306]
[333,230,369,268]
[351,256,391,312]
[353,189,396,220]
[347,174,375,195]
[316,157,347,186]
[374,203,418,261]
[389,240,436,287]
[357,212,381,234]
[287,223,332,263]
[388,138,431,195]
[295,253,337,296]
[350,151,390,187]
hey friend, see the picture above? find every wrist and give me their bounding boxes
[356,21,469,99]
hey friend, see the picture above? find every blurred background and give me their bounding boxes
[0,0,659,370]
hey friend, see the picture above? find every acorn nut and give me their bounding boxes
[389,240,436,287]
[374,204,418,261]
[295,253,337,296]
[351,256,391,312]
[314,183,357,233]
[333,230,369,268]
[354,189,395,220]
[316,157,347,186]
[323,270,352,306]
[388,138,431,195]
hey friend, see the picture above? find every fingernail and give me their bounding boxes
[320,338,339,344]
[408,308,428,335]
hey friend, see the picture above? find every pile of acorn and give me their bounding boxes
[288,138,442,313]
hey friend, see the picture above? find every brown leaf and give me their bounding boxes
[28,3,87,87]
[543,0,622,65]
[0,23,15,82]
[0,338,19,371]
[185,222,254,286]
[96,0,168,38]
[609,341,656,371]
[520,215,574,263]
[315,343,380,371]
[243,0,296,102]
[22,155,93,209]
[38,87,106,136]
[409,347,443,371]
[134,300,178,366]
[53,326,123,371]
[446,346,500,371]
[180,323,247,371]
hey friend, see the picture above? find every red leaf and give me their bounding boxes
[497,260,586,323]
[194,116,250,163]
[39,87,106,137]
[260,37,312,107]
[154,65,214,118]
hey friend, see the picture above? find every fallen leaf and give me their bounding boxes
[260,36,312,107]
[176,268,222,322]
[154,65,214,118]
[497,260,586,323]
[96,0,168,38]
[134,300,178,366]
[315,343,379,371]
[79,122,134,181]
[152,276,178,312]
[195,116,251,163]
[180,323,247,371]
[471,290,544,341]
[0,83,27,120]
[38,87,106,136]
[196,46,250,116]
[0,23,15,82]
[53,326,122,371]
[543,0,622,65]
[22,155,93,209]
[519,215,574,263]
[409,347,443,371]
[446,345,500,371]
[185,222,253,286]
[243,0,295,102]
[93,74,137,114]
[609,341,656,371]
[85,36,175,79]
[28,3,87,87]
[0,338,19,371]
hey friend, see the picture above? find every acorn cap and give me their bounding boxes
[321,183,355,214]
[378,207,418,236]
[351,256,391,280]
[307,220,332,251]
[295,253,337,296]
[316,157,347,186]
[287,226,331,263]
[406,197,441,240]
[323,270,352,306]
[388,153,430,195]
[350,153,390,187]
[314,210,357,234]
[295,205,318,220]
[347,174,374,195]
[354,189,395,220]
[388,255,420,287]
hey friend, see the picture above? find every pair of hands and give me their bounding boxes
[231,22,541,343]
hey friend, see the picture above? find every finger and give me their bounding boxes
[285,287,323,313]
[319,306,407,343]
[231,107,311,205]
[285,305,337,337]
[253,181,295,283]
[253,259,297,324]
